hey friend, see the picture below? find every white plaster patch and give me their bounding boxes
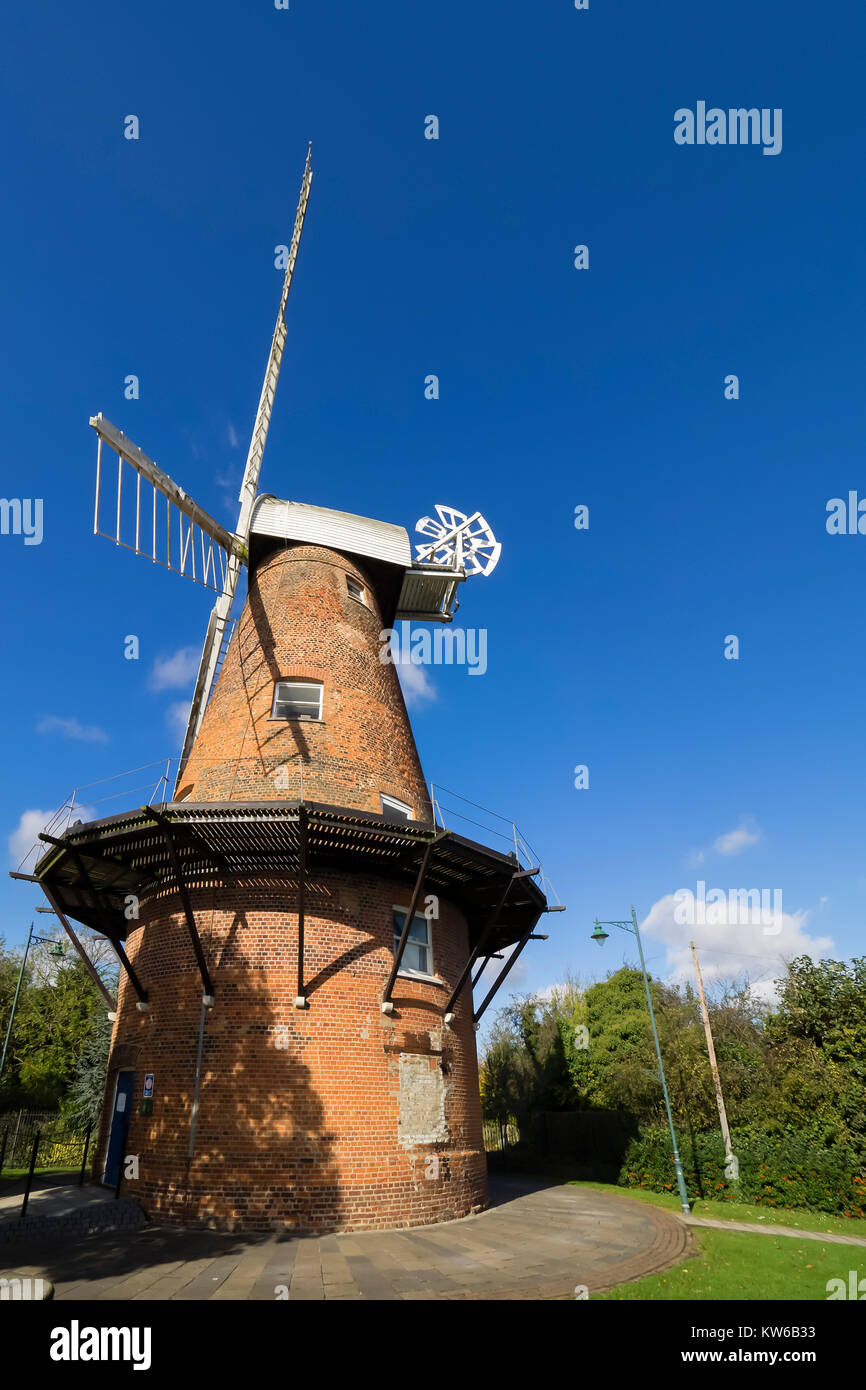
[397,1053,449,1147]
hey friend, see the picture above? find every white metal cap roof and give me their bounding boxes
[250,496,412,569]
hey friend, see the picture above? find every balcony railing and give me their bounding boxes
[13,760,560,908]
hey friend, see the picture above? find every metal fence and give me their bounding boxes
[483,1109,636,1179]
[1,1111,56,1170]
[483,1118,520,1152]
[0,1111,95,1219]
[0,1111,91,1176]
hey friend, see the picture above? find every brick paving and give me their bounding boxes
[0,1176,694,1301]
[0,1175,146,1247]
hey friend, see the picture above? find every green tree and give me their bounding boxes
[477,952,866,1211]
[65,1009,113,1129]
[12,958,105,1109]
[762,957,866,1158]
[0,936,33,1109]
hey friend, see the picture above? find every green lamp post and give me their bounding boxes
[591,907,690,1216]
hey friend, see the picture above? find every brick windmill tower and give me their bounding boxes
[28,152,555,1232]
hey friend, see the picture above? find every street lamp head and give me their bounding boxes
[590,919,609,946]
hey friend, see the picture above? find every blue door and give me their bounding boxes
[103,1070,134,1187]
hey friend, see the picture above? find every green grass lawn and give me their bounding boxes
[569,1179,866,1240]
[597,1227,847,1300]
[0,1165,80,1182]
[562,1181,864,1300]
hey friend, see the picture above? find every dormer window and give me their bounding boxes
[346,575,366,605]
[272,680,323,721]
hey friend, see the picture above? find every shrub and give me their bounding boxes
[619,1124,865,1217]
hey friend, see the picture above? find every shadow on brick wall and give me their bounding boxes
[100,906,342,1236]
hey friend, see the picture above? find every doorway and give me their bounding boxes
[103,1068,134,1187]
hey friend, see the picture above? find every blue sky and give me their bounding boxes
[1,1,863,1010]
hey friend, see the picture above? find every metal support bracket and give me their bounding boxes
[145,807,214,998]
[39,880,117,1010]
[382,833,447,1006]
[296,806,308,1004]
[112,937,149,1006]
[442,869,524,1022]
[472,920,538,1025]
[59,846,149,1004]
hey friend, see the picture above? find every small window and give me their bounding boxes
[381,794,413,823]
[346,575,366,605]
[393,908,433,977]
[272,680,323,721]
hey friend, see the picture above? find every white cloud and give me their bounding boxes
[227,423,240,449]
[534,982,566,1003]
[713,820,761,856]
[640,891,833,1003]
[688,818,762,866]
[9,809,55,867]
[7,804,96,868]
[149,646,200,692]
[166,701,191,737]
[36,715,109,744]
[397,660,437,708]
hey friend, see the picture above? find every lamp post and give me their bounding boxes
[0,926,66,1083]
[591,907,690,1215]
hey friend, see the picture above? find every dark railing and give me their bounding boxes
[0,1111,94,1218]
[16,760,561,909]
[482,1118,520,1153]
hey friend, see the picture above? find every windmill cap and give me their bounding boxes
[248,495,468,625]
[250,495,412,570]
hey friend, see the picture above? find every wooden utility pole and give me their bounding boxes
[689,941,735,1168]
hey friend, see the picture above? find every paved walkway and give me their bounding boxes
[0,1175,114,1224]
[683,1215,866,1248]
[1,1177,692,1301]
[0,1174,146,1248]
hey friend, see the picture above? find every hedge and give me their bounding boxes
[619,1124,865,1217]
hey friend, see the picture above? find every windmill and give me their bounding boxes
[90,146,501,792]
[26,148,555,1235]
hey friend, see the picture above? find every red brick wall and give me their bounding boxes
[179,544,432,820]
[95,874,487,1232]
[94,540,490,1231]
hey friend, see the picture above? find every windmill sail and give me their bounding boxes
[175,146,314,786]
[90,414,244,593]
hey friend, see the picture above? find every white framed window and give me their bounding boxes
[393,907,433,977]
[272,680,323,721]
[346,574,366,605]
[381,794,413,824]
